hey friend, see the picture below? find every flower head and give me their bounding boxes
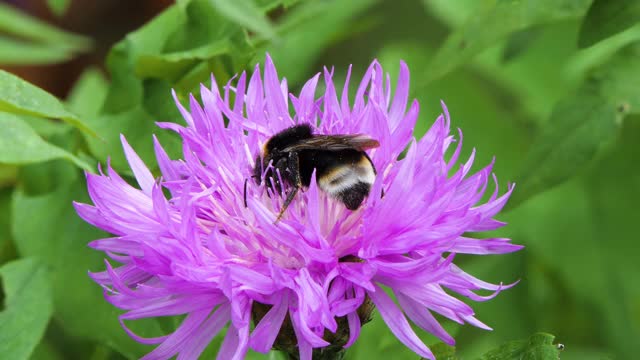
[75,55,522,360]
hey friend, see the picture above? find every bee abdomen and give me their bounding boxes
[318,160,375,210]
[337,182,371,210]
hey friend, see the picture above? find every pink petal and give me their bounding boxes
[120,134,155,195]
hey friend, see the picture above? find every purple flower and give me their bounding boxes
[75,55,522,360]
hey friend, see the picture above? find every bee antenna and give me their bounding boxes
[244,175,262,208]
[243,178,249,208]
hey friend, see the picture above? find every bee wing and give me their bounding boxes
[282,134,380,152]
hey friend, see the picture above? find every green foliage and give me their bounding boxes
[579,0,640,48]
[583,118,640,359]
[0,258,53,360]
[0,38,73,65]
[0,3,84,44]
[11,171,163,359]
[501,28,543,63]
[509,41,640,207]
[208,0,277,40]
[429,343,458,360]
[423,0,591,83]
[0,0,637,359]
[0,70,98,138]
[423,333,564,360]
[46,0,70,17]
[510,43,640,206]
[262,0,379,84]
[0,3,88,65]
[479,333,561,360]
[89,0,257,170]
[0,114,91,171]
[66,68,109,118]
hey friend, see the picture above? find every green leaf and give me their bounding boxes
[0,258,53,360]
[584,118,640,358]
[263,0,378,85]
[0,3,86,65]
[480,333,561,360]
[209,0,277,40]
[0,3,89,49]
[0,36,73,65]
[82,105,180,172]
[578,0,640,48]
[164,0,255,82]
[565,23,640,83]
[19,115,70,138]
[46,0,70,17]
[11,172,163,359]
[28,340,64,360]
[281,0,300,8]
[66,68,109,118]
[501,27,542,63]
[101,4,186,112]
[498,121,640,359]
[0,113,92,171]
[135,38,232,81]
[424,0,590,83]
[420,0,477,28]
[508,41,640,208]
[253,0,286,11]
[0,187,14,264]
[92,0,250,170]
[0,70,98,138]
[102,0,251,113]
[429,343,458,360]
[504,179,605,301]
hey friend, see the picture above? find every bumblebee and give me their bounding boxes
[248,124,379,221]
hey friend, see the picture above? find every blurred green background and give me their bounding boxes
[0,0,639,359]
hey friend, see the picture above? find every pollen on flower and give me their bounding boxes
[74,54,522,360]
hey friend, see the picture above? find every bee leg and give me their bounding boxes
[275,186,299,223]
[287,151,302,188]
[272,158,289,196]
[274,152,302,223]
